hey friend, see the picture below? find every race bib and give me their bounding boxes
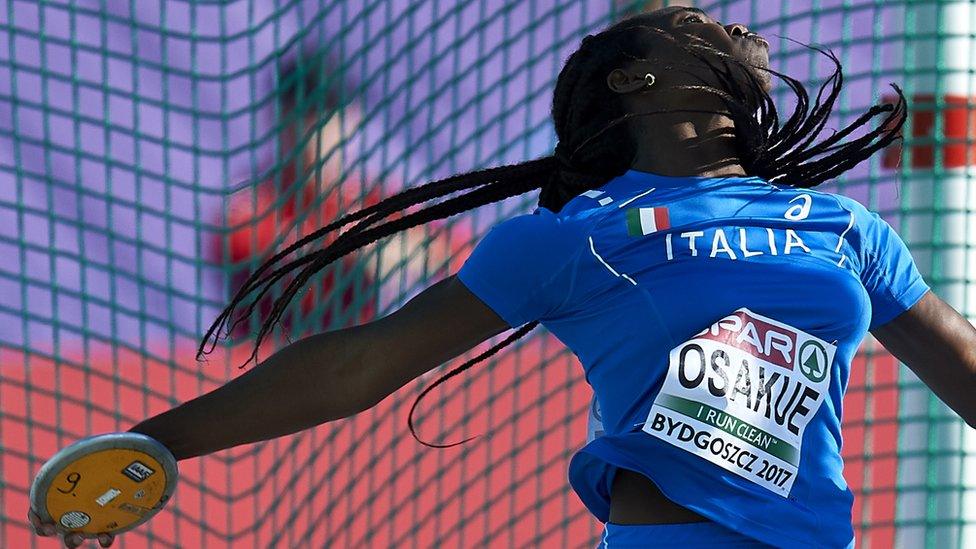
[643,308,834,497]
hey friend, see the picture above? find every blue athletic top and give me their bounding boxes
[455,169,929,548]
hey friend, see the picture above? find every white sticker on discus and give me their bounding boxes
[95,488,122,507]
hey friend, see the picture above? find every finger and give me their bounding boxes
[64,533,84,548]
[27,508,44,529]
[27,509,56,536]
[98,533,115,547]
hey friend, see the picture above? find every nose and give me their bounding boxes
[724,23,749,38]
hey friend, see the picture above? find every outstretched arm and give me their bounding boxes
[129,274,509,460]
[872,291,976,428]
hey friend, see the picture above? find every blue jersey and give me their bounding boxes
[455,169,929,548]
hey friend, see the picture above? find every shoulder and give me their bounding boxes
[818,192,894,238]
[796,190,917,281]
[483,206,590,252]
[490,206,561,234]
[457,205,592,326]
[768,184,871,215]
[775,186,883,232]
[817,191,874,217]
[461,206,593,292]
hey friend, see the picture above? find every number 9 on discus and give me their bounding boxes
[29,433,178,537]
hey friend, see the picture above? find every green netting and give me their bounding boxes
[2,0,975,547]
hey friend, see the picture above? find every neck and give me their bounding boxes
[629,112,746,178]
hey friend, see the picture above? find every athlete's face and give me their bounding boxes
[662,7,769,85]
[607,7,772,98]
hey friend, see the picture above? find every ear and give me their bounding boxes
[606,68,650,94]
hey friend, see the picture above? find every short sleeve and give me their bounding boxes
[456,207,583,328]
[853,207,930,329]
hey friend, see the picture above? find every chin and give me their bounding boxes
[742,53,771,93]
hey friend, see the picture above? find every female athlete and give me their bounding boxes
[30,6,976,548]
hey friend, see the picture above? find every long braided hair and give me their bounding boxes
[197,12,907,447]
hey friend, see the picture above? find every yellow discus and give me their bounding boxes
[29,432,178,537]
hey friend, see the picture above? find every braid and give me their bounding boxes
[199,10,907,449]
[405,27,906,446]
[246,166,551,366]
[198,157,558,363]
[198,14,654,445]
[408,320,540,448]
[665,37,907,188]
[539,30,639,213]
[199,161,552,356]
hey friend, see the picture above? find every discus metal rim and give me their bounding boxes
[29,432,178,537]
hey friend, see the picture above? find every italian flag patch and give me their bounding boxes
[626,207,670,236]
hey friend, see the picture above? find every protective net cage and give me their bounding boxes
[3,0,976,547]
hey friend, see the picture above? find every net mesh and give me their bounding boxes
[2,0,975,547]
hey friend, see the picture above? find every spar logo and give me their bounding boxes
[695,310,797,370]
[798,340,828,382]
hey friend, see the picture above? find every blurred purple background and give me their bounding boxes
[0,0,906,350]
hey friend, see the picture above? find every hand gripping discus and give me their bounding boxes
[30,432,178,538]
